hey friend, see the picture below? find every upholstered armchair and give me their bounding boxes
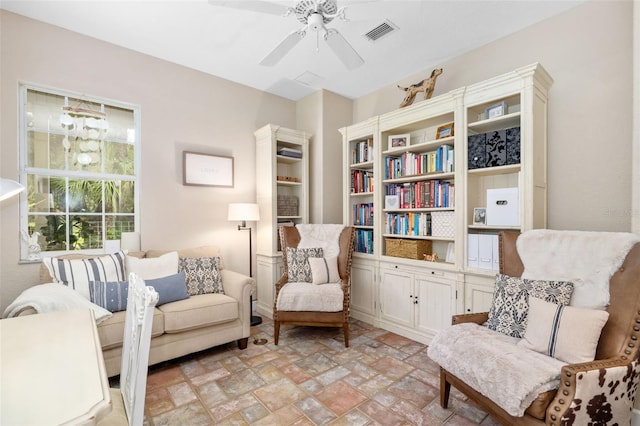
[273,225,355,347]
[432,231,640,425]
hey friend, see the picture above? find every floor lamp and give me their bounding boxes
[228,203,262,326]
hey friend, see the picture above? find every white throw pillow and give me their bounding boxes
[42,251,127,300]
[518,297,609,364]
[126,251,179,280]
[308,256,340,284]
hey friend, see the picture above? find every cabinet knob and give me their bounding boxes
[467,309,471,312]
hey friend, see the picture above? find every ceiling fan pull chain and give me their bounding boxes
[316,31,320,52]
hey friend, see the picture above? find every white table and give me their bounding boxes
[1,309,112,425]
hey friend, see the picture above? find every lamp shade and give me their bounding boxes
[0,179,25,202]
[228,203,260,222]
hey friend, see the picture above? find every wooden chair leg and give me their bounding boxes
[274,321,280,345]
[440,369,451,408]
[343,323,349,347]
[237,337,248,349]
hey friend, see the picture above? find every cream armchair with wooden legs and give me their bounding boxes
[274,225,355,347]
[99,273,158,426]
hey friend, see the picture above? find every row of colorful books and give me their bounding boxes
[384,212,433,236]
[354,229,374,254]
[384,145,453,179]
[352,202,374,226]
[351,170,374,193]
[386,180,454,209]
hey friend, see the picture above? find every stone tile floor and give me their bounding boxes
[125,318,500,425]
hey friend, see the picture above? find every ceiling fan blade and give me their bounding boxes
[324,28,364,70]
[260,30,306,66]
[208,1,289,16]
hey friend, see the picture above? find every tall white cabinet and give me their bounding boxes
[340,63,552,344]
[255,124,310,319]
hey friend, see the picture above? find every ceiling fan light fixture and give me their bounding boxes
[307,13,325,31]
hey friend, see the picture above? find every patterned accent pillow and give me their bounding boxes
[89,280,129,312]
[42,251,127,300]
[178,257,224,295]
[484,274,574,338]
[286,247,324,283]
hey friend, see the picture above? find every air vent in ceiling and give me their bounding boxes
[363,20,398,42]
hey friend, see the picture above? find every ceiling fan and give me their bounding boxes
[209,0,365,70]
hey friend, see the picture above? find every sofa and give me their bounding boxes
[27,246,253,377]
[428,230,640,425]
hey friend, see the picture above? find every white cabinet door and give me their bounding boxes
[464,282,495,314]
[350,258,377,321]
[379,267,413,328]
[415,274,456,335]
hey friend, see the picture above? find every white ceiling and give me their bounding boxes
[1,0,584,101]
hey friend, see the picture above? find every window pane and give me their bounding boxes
[37,213,102,251]
[27,131,68,170]
[106,215,135,241]
[104,180,135,213]
[104,141,134,175]
[27,175,60,212]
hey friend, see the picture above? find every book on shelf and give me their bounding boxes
[386,180,454,208]
[277,147,303,158]
[354,229,374,254]
[351,138,374,164]
[384,144,453,179]
[351,170,374,193]
[353,202,374,226]
[384,212,432,237]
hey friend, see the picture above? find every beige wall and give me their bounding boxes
[0,11,297,310]
[354,0,634,233]
[297,90,352,224]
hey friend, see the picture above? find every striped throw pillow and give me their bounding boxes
[42,251,127,300]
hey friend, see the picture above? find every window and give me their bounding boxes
[19,84,140,259]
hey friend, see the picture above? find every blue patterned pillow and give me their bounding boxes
[286,247,324,283]
[178,257,224,295]
[89,280,128,312]
[484,274,574,338]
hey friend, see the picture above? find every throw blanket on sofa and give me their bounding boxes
[2,283,112,323]
[296,224,344,258]
[517,230,640,309]
[428,322,566,417]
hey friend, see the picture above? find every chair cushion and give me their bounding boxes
[276,282,344,312]
[158,293,238,333]
[97,308,164,350]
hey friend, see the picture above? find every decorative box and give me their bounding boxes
[385,238,432,260]
[431,211,455,238]
[486,187,519,226]
[506,126,521,165]
[467,133,486,170]
[277,195,298,216]
[485,129,507,167]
